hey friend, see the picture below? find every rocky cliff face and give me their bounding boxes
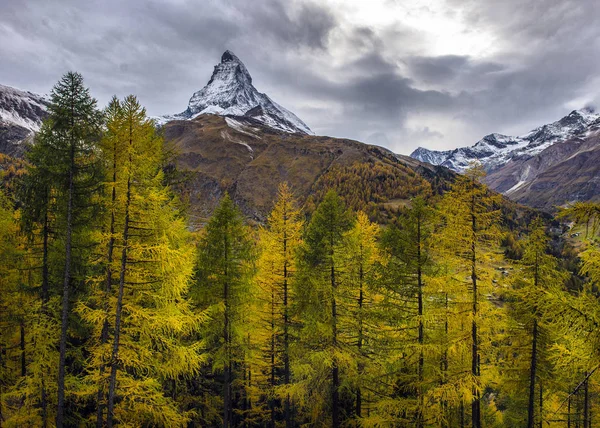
[159,51,312,135]
[0,84,49,156]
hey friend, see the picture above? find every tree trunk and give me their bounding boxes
[539,381,543,428]
[20,322,25,377]
[56,138,75,428]
[528,319,538,428]
[40,204,49,428]
[41,207,49,306]
[584,376,590,428]
[96,144,118,428]
[568,395,571,428]
[283,209,292,428]
[331,256,339,428]
[471,188,481,428]
[223,233,231,428]
[417,215,424,428]
[356,246,364,419]
[270,287,276,428]
[106,129,133,427]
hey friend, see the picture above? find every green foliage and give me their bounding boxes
[191,193,255,426]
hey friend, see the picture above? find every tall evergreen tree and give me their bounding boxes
[17,71,103,427]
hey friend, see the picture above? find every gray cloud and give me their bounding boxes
[1,0,599,154]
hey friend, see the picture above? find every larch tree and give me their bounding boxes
[537,202,600,427]
[77,95,204,427]
[435,164,502,428]
[294,190,354,427]
[193,193,254,428]
[501,219,566,427]
[378,196,436,426]
[3,119,66,427]
[337,210,381,424]
[0,189,26,424]
[251,182,303,427]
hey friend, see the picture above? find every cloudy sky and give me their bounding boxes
[1,0,599,154]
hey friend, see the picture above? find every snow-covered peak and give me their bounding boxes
[0,84,49,132]
[411,108,600,173]
[159,51,312,135]
[522,108,599,147]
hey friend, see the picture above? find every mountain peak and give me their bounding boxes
[221,50,240,63]
[159,51,311,134]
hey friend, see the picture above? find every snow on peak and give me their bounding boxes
[411,108,600,173]
[0,84,49,132]
[160,51,312,135]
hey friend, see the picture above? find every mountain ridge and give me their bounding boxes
[0,84,49,156]
[411,108,600,209]
[411,108,600,173]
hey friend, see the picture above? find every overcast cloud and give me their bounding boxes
[1,0,599,154]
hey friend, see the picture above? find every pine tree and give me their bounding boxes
[7,72,103,427]
[193,193,254,427]
[38,72,103,427]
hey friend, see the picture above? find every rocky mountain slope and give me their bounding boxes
[411,108,600,173]
[485,123,600,210]
[159,51,312,135]
[163,114,450,224]
[0,84,49,156]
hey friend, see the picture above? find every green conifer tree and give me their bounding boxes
[294,190,354,427]
[193,193,254,427]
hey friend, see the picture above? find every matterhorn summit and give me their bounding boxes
[160,51,312,134]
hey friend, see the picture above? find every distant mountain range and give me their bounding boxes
[411,108,600,209]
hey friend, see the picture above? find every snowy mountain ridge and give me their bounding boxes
[0,84,49,156]
[158,51,312,135]
[411,108,600,172]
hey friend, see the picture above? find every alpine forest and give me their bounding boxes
[4,72,600,428]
